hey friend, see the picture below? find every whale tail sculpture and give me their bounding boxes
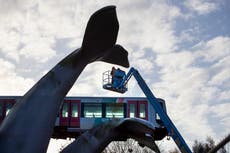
[60,6,129,68]
[0,6,129,153]
[81,6,129,67]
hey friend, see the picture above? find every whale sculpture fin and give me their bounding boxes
[97,44,129,68]
[81,5,118,54]
[80,6,129,67]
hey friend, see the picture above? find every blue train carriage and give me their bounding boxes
[0,96,167,140]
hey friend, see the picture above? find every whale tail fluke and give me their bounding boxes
[81,6,129,68]
[96,44,129,67]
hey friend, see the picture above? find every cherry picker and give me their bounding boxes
[103,67,192,153]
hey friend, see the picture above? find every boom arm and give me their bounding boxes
[118,67,192,153]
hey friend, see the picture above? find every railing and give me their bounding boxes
[102,70,112,86]
[102,70,128,93]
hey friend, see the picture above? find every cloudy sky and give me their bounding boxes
[0,0,229,152]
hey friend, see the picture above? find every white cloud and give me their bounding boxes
[19,37,56,63]
[0,26,21,62]
[0,0,97,64]
[210,103,230,118]
[194,36,230,62]
[0,58,34,95]
[219,90,230,101]
[184,0,219,15]
[116,1,181,53]
[210,103,230,132]
[132,58,155,74]
[156,51,195,73]
[193,37,230,91]
[208,68,230,86]
[152,36,230,145]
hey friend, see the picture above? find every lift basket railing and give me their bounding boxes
[102,70,113,87]
[102,70,127,94]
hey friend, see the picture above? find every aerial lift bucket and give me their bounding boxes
[102,69,127,94]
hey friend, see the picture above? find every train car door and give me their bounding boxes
[127,101,137,118]
[60,100,80,127]
[60,100,69,126]
[69,100,80,127]
[138,101,148,120]
[128,100,148,120]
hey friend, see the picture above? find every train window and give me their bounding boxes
[5,103,13,116]
[84,103,102,118]
[71,103,78,117]
[106,103,124,118]
[62,103,68,117]
[129,104,136,117]
[139,104,146,118]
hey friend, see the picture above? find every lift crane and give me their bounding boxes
[103,67,192,153]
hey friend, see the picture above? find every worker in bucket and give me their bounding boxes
[111,67,126,88]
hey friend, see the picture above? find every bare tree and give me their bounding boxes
[102,139,158,153]
[192,136,215,153]
[168,148,180,153]
[208,133,230,153]
[192,136,228,153]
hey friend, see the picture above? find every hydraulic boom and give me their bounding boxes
[104,67,192,153]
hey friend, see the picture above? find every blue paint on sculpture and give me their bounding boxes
[0,6,129,153]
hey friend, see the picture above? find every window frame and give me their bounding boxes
[83,103,102,118]
[105,103,124,118]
